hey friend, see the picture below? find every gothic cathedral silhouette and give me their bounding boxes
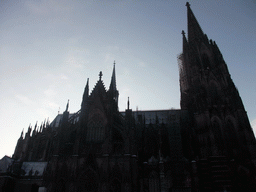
[1,3,256,192]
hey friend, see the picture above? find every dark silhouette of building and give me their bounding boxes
[1,3,256,192]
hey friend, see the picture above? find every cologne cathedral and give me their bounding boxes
[1,3,256,192]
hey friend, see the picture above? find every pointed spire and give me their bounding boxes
[99,71,103,80]
[43,119,46,129]
[81,78,89,109]
[28,124,32,133]
[20,129,24,138]
[82,78,89,98]
[109,61,119,105]
[65,100,69,112]
[40,123,43,132]
[32,121,38,136]
[127,97,130,110]
[186,2,205,42]
[46,117,50,128]
[109,61,117,92]
[25,124,32,138]
[34,121,37,129]
[182,30,188,53]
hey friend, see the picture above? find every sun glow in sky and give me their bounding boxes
[0,0,256,158]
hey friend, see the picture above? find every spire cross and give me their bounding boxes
[113,60,116,65]
[181,30,185,35]
[99,71,103,80]
[186,2,190,7]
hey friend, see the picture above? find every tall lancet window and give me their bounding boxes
[112,128,124,154]
[86,113,105,142]
[211,119,223,155]
[225,118,239,157]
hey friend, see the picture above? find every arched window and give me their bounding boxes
[196,86,207,111]
[161,125,171,157]
[112,128,124,155]
[144,125,159,159]
[86,113,105,142]
[65,131,77,155]
[225,118,239,157]
[211,118,223,155]
[209,81,220,105]
[69,130,76,143]
[37,136,47,160]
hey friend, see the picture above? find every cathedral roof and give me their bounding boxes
[50,113,78,128]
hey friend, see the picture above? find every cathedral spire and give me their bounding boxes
[81,78,89,108]
[127,97,130,110]
[109,61,119,105]
[109,61,117,92]
[20,129,24,139]
[186,2,205,42]
[65,99,69,112]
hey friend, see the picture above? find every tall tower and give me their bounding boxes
[179,2,256,190]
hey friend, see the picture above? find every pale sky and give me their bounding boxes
[0,0,255,159]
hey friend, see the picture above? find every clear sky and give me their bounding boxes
[0,0,255,159]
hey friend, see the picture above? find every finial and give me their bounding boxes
[34,121,38,130]
[47,117,50,127]
[20,129,24,138]
[113,60,116,65]
[40,123,43,132]
[43,119,46,128]
[186,2,190,7]
[66,99,69,111]
[182,30,185,35]
[127,97,130,110]
[99,71,103,80]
